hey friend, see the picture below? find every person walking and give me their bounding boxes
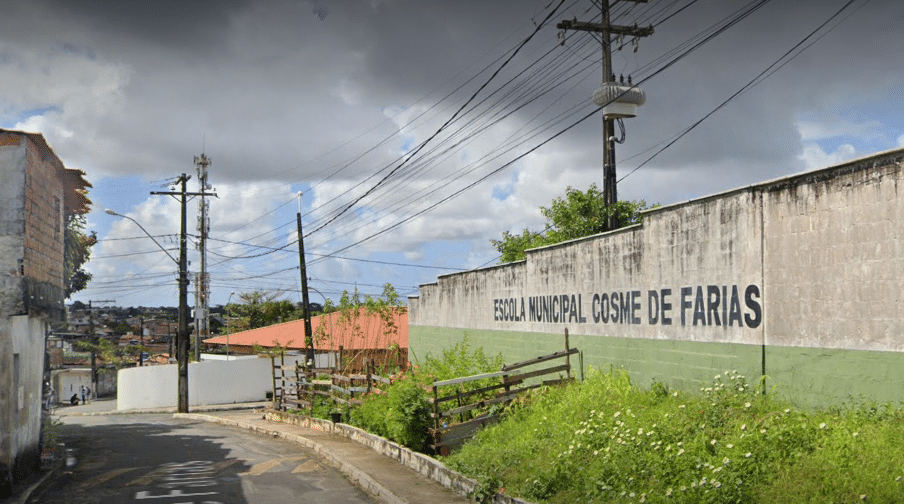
[80,385,87,405]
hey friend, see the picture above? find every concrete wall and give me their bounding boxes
[116,355,305,410]
[409,148,904,407]
[0,316,47,496]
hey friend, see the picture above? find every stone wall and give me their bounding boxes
[409,148,904,407]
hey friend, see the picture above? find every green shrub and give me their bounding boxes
[349,373,432,451]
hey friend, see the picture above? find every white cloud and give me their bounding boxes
[798,143,858,172]
[796,119,885,143]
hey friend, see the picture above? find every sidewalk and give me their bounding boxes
[179,409,478,504]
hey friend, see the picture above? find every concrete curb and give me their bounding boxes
[7,466,57,504]
[175,413,404,504]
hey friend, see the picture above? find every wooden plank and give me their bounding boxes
[429,380,517,405]
[429,415,500,449]
[331,385,351,396]
[372,376,392,385]
[433,392,515,418]
[501,348,579,372]
[433,369,520,387]
[503,364,570,384]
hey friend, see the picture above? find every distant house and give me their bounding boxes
[0,129,91,495]
[203,307,408,371]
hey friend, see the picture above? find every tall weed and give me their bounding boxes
[446,367,904,503]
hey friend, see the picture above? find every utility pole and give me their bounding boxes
[151,174,215,413]
[139,316,144,366]
[296,192,315,367]
[86,299,114,399]
[193,153,212,362]
[558,1,653,230]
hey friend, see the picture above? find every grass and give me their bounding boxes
[444,367,904,504]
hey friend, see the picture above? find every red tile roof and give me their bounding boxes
[204,307,408,350]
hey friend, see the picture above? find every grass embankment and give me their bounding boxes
[445,368,904,504]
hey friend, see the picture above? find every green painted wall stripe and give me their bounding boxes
[411,326,904,408]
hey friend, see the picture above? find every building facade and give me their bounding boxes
[409,148,904,408]
[0,129,90,495]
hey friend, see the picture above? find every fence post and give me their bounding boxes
[270,355,278,409]
[564,327,571,380]
[338,345,343,374]
[280,353,286,410]
[432,382,440,431]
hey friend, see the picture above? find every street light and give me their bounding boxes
[225,291,235,359]
[104,209,178,264]
[105,208,190,413]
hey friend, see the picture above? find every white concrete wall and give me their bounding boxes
[116,354,307,410]
[410,148,904,353]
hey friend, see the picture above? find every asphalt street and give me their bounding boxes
[26,413,377,504]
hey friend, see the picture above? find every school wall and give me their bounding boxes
[408,148,904,407]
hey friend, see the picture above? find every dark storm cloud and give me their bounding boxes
[37,0,250,52]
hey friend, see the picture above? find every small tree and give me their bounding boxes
[229,291,301,331]
[491,183,652,263]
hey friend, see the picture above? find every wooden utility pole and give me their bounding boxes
[152,174,215,413]
[558,1,653,230]
[86,299,114,399]
[296,192,315,367]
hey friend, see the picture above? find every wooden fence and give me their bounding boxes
[429,333,579,455]
[271,355,391,416]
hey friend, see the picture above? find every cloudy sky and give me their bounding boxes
[2,0,902,309]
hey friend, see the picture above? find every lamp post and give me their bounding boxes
[225,291,235,359]
[106,207,190,413]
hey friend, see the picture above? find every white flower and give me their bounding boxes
[726,444,734,449]
[744,402,751,408]
[676,448,685,456]
[666,488,673,497]
[745,452,752,458]
[710,439,717,445]
[614,411,621,418]
[723,457,730,465]
[819,422,826,429]
[853,432,859,437]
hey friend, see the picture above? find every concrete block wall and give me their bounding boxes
[409,148,904,407]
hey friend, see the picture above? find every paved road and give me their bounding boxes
[28,413,377,504]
